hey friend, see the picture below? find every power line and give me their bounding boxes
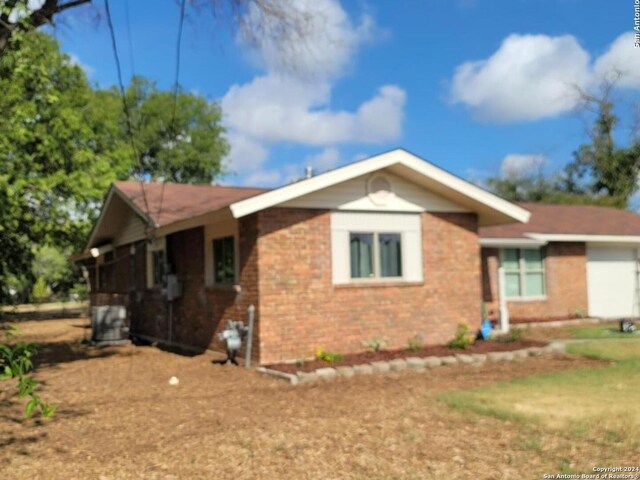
[123,0,136,76]
[157,0,188,225]
[103,0,152,224]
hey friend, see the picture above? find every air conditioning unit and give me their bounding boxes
[91,305,128,344]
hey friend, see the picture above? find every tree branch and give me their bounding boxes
[0,0,92,57]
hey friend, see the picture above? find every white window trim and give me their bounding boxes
[331,212,423,285]
[146,237,166,289]
[349,231,404,282]
[204,220,239,288]
[501,247,547,301]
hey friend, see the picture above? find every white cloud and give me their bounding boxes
[222,76,405,146]
[223,0,405,186]
[224,133,269,174]
[450,32,640,122]
[500,154,546,178]
[451,34,589,122]
[593,33,640,89]
[305,147,341,171]
[241,0,376,81]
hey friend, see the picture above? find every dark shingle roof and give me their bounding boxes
[114,181,268,227]
[480,202,640,238]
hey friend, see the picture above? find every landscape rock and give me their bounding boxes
[353,364,374,375]
[297,371,319,384]
[370,361,391,373]
[315,367,337,381]
[440,356,458,365]
[388,359,408,371]
[471,353,487,363]
[406,357,426,371]
[336,366,355,378]
[454,353,474,364]
[423,356,443,367]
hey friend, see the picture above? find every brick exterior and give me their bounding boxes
[91,222,261,360]
[481,243,588,322]
[91,208,483,365]
[255,208,482,364]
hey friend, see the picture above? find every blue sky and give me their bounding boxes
[53,0,639,187]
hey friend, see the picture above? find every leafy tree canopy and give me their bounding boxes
[0,31,228,302]
[485,84,640,209]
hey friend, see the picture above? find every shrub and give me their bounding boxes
[31,277,50,304]
[448,323,474,349]
[407,334,423,352]
[315,347,343,363]
[362,337,388,353]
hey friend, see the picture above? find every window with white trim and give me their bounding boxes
[331,211,422,284]
[350,232,402,279]
[502,248,545,298]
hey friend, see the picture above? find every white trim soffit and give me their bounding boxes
[526,233,640,244]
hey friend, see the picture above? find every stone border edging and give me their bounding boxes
[256,342,565,385]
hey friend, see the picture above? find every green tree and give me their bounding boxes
[486,84,640,209]
[0,32,229,301]
[0,31,120,302]
[93,77,229,183]
[563,87,640,209]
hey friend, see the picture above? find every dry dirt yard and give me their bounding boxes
[0,317,630,480]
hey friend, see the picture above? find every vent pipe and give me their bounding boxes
[305,165,314,179]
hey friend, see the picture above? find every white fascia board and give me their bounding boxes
[479,237,547,247]
[527,233,640,244]
[229,149,531,224]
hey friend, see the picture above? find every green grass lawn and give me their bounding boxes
[570,323,640,340]
[441,339,640,442]
[518,321,640,341]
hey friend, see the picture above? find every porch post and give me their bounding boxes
[498,265,510,333]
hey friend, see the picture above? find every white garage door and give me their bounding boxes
[587,245,639,318]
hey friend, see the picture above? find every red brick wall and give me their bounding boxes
[481,243,588,322]
[255,208,482,364]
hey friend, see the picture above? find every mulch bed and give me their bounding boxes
[266,339,548,374]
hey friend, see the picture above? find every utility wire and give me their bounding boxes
[157,0,188,226]
[103,0,152,225]
[123,0,136,76]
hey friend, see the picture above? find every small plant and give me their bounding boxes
[407,334,423,352]
[362,337,388,353]
[314,347,343,363]
[0,326,55,418]
[295,358,307,368]
[448,323,474,349]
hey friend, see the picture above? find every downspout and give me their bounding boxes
[498,263,510,333]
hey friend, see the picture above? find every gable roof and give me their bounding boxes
[480,202,640,241]
[229,149,530,226]
[83,148,531,253]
